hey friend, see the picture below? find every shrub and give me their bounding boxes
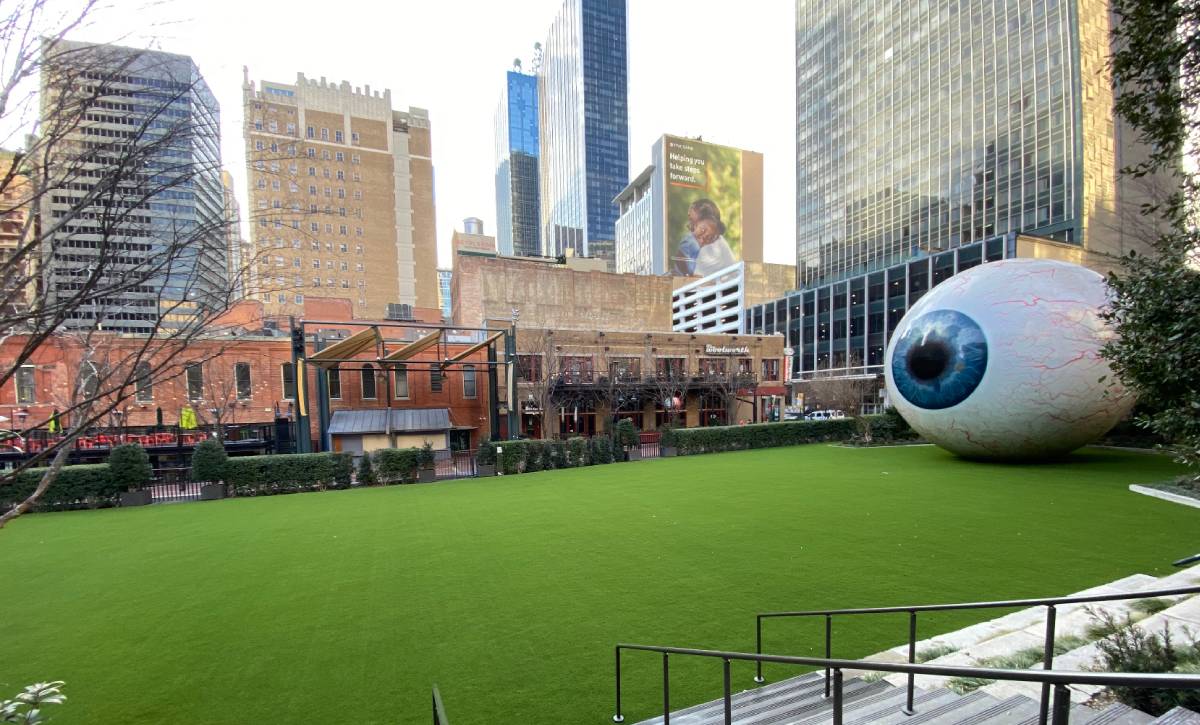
[566,437,587,467]
[524,441,545,473]
[373,447,421,484]
[614,419,639,448]
[330,452,354,489]
[661,419,857,455]
[224,453,338,496]
[1092,611,1200,715]
[476,442,497,466]
[540,442,556,471]
[191,438,228,483]
[418,442,436,469]
[498,441,524,475]
[108,444,151,491]
[0,464,118,512]
[592,435,614,464]
[356,454,376,485]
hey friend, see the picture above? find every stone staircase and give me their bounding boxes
[632,672,1200,724]
[631,566,1200,724]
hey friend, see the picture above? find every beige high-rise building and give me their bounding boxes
[242,71,438,318]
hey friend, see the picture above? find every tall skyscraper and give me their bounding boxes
[220,170,248,300]
[795,0,1148,287]
[39,41,225,333]
[538,0,629,270]
[437,268,452,320]
[242,72,438,317]
[495,70,540,257]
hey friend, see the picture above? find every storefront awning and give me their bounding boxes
[329,408,451,435]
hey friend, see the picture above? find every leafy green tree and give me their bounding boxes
[1102,0,1200,479]
[190,439,228,484]
[356,454,376,485]
[107,444,151,492]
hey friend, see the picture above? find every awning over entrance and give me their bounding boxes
[328,408,452,435]
[307,328,382,370]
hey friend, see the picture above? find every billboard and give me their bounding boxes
[663,136,762,277]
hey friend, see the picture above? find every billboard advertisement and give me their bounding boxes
[663,136,762,277]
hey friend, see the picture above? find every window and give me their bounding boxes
[320,128,329,140]
[517,355,543,382]
[655,357,685,380]
[255,140,264,151]
[186,363,204,401]
[351,132,360,144]
[430,367,443,392]
[134,362,152,403]
[339,243,348,252]
[306,126,315,138]
[335,152,344,161]
[336,171,345,182]
[15,366,35,404]
[761,358,780,382]
[394,364,409,399]
[281,362,296,399]
[327,366,341,399]
[235,362,252,400]
[361,363,377,399]
[463,365,477,398]
[306,147,315,158]
[335,130,344,142]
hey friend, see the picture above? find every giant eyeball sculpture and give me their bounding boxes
[884,258,1133,459]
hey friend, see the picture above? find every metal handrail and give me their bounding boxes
[431,684,449,725]
[753,583,1200,725]
[612,643,1200,725]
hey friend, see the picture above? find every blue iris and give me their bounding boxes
[891,309,988,410]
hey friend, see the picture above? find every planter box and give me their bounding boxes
[418,468,437,483]
[661,446,678,458]
[120,489,152,507]
[477,463,496,477]
[200,482,226,500]
[627,448,641,462]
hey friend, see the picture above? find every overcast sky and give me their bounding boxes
[74,0,796,268]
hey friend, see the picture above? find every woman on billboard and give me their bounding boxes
[672,199,721,276]
[692,216,736,277]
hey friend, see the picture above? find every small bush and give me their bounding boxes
[191,438,228,483]
[498,442,523,475]
[539,441,555,471]
[566,437,587,466]
[550,440,568,469]
[476,442,497,466]
[1130,598,1173,616]
[916,643,958,663]
[1092,611,1200,715]
[418,442,436,469]
[592,435,613,464]
[330,452,354,489]
[108,444,151,491]
[356,454,376,485]
[373,448,421,484]
[614,419,639,448]
[524,441,545,473]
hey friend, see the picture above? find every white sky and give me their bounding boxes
[71,0,797,268]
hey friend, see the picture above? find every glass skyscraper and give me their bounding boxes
[41,41,224,333]
[795,0,1130,288]
[538,0,629,269]
[495,71,541,257]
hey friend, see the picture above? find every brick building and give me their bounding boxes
[511,327,786,438]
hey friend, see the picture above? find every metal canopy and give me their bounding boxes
[382,329,443,364]
[441,331,504,367]
[308,328,381,370]
[328,408,452,435]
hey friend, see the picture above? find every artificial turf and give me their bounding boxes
[0,444,1195,724]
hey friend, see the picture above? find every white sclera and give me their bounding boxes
[884,258,1134,459]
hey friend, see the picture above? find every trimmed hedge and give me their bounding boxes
[191,439,228,483]
[1,464,120,512]
[223,453,338,496]
[108,444,151,491]
[660,419,857,455]
[373,448,421,484]
[477,436,622,475]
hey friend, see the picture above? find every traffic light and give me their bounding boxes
[291,326,305,358]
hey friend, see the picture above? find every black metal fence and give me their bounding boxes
[146,467,202,502]
[435,450,477,480]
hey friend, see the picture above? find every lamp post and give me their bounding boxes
[112,410,124,443]
[15,408,28,433]
[508,307,520,440]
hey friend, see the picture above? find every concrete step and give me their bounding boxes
[1151,707,1200,724]
[1077,702,1156,724]
[632,674,887,725]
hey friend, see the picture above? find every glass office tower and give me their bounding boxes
[495,71,541,257]
[795,0,1088,287]
[538,0,629,269]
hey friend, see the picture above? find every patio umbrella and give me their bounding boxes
[47,410,61,433]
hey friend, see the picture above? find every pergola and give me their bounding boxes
[288,318,516,453]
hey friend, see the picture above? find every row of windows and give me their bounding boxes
[513,355,780,383]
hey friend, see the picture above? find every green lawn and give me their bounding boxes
[0,445,1195,724]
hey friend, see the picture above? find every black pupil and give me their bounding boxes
[907,339,951,381]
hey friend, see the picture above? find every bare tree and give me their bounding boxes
[648,347,691,429]
[515,327,561,439]
[0,11,268,526]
